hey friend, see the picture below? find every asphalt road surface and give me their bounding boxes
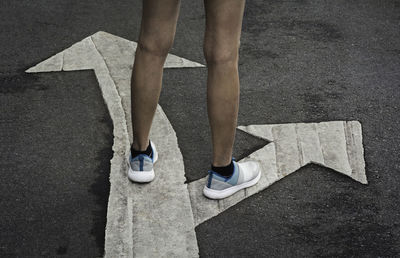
[1,0,400,257]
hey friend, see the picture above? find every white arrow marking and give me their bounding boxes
[26,31,204,257]
[26,31,367,257]
[26,32,203,73]
[188,121,367,225]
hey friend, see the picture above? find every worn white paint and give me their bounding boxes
[26,31,204,74]
[26,31,368,257]
[26,31,203,258]
[189,120,367,226]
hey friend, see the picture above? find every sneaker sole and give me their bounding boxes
[203,168,261,200]
[128,141,159,183]
[128,168,155,183]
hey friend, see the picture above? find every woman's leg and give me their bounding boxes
[131,0,181,151]
[203,0,246,167]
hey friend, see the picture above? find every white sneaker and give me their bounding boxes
[203,158,261,200]
[128,140,158,183]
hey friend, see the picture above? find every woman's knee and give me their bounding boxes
[203,41,240,65]
[137,36,174,57]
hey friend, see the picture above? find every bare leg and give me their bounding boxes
[131,0,181,150]
[203,0,246,166]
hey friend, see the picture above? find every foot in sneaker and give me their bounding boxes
[203,158,261,199]
[128,140,158,183]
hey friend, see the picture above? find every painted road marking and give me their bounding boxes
[27,31,367,257]
[27,31,203,257]
[188,121,367,225]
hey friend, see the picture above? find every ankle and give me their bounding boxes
[212,157,232,167]
[211,159,234,178]
[131,140,152,158]
[132,140,149,151]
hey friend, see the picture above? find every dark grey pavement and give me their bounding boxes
[1,0,400,257]
[1,71,112,257]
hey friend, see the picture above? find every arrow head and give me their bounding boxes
[26,31,205,73]
[237,121,367,184]
[189,120,367,225]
